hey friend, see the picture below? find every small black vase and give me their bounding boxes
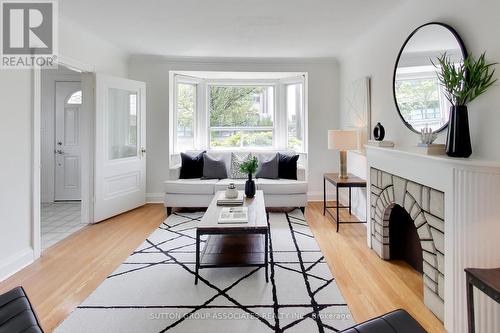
[373,122,385,141]
[446,105,472,158]
[245,174,256,198]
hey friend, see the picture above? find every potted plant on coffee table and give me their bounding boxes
[240,156,258,198]
[434,52,497,157]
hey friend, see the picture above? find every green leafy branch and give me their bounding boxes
[433,52,497,106]
[239,156,258,175]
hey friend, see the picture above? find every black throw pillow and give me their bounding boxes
[179,151,206,179]
[278,153,299,180]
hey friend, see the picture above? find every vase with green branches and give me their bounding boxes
[240,156,258,198]
[434,52,497,157]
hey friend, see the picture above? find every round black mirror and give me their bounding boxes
[393,22,467,133]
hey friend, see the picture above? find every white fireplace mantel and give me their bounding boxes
[365,145,500,333]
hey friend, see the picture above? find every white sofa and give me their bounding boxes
[164,150,308,214]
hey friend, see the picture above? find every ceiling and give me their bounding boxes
[60,0,405,58]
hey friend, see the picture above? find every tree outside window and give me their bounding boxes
[176,83,196,151]
[209,86,274,148]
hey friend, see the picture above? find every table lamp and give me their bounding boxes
[328,130,357,179]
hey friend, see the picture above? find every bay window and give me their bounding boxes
[170,72,307,156]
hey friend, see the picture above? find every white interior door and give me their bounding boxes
[94,74,146,222]
[55,82,82,201]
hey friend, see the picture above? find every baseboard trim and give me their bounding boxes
[146,193,164,204]
[0,247,34,282]
[307,191,365,223]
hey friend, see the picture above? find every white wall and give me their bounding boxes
[340,151,367,221]
[58,18,128,77]
[0,70,35,280]
[339,0,500,160]
[128,56,341,201]
[0,18,128,281]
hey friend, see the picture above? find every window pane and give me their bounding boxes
[210,86,274,127]
[67,90,82,104]
[108,88,138,160]
[210,129,241,148]
[286,83,304,151]
[176,83,196,152]
[242,130,273,147]
[210,129,274,148]
[209,85,274,148]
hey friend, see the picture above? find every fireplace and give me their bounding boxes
[370,168,445,321]
[387,203,423,273]
[365,145,500,333]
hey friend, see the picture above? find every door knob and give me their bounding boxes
[141,147,147,156]
[55,149,64,155]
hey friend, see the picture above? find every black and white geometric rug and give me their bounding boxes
[56,209,354,332]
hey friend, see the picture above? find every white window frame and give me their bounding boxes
[282,75,307,152]
[170,74,202,154]
[169,72,308,162]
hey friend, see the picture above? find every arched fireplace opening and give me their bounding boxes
[388,204,423,273]
[371,169,445,321]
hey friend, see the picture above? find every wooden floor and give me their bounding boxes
[306,202,445,333]
[0,204,165,332]
[0,202,445,332]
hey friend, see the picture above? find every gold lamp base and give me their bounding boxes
[339,150,348,179]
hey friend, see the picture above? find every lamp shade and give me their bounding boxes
[328,130,357,150]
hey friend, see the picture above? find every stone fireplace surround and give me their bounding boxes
[370,168,445,320]
[365,145,500,333]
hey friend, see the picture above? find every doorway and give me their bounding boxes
[34,61,147,258]
[40,65,85,251]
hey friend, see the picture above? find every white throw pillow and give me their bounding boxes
[230,153,252,179]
